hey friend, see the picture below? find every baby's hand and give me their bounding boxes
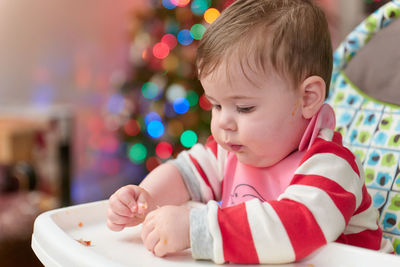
[141,205,191,257]
[107,185,156,231]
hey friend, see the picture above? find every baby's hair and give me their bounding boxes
[196,0,333,96]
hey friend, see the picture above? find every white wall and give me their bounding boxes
[0,0,145,105]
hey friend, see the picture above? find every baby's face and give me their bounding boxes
[201,62,309,167]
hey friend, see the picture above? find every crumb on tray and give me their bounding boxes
[76,238,92,246]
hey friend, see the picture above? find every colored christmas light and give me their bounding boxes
[129,143,148,164]
[153,42,170,59]
[172,0,191,7]
[191,0,211,15]
[177,29,194,45]
[190,24,206,40]
[103,0,226,187]
[147,120,165,138]
[180,130,198,148]
[161,34,178,50]
[166,84,186,102]
[156,142,173,159]
[106,93,124,115]
[204,8,220,24]
[162,54,179,71]
[124,120,141,136]
[145,112,162,125]
[199,93,212,110]
[186,90,199,107]
[146,156,161,172]
[141,82,160,99]
[162,0,177,9]
[173,97,190,114]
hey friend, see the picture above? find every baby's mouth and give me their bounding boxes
[227,143,243,152]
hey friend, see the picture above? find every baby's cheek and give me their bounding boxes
[210,122,219,139]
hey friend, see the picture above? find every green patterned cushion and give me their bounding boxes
[327,0,400,254]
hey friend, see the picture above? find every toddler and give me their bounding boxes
[107,0,393,264]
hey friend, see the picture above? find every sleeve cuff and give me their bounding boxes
[190,206,214,260]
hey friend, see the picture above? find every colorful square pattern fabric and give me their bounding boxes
[327,0,400,254]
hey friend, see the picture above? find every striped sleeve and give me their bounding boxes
[169,136,226,203]
[190,131,381,264]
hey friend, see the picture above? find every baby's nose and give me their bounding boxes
[218,111,237,131]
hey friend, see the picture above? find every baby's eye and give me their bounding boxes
[212,104,221,111]
[237,106,255,113]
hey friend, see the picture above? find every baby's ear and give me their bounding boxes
[300,76,326,119]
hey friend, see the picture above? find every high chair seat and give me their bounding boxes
[326,0,400,254]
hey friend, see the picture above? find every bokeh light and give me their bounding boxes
[145,112,162,125]
[199,93,212,110]
[166,84,186,102]
[129,143,148,164]
[156,142,173,159]
[171,0,190,7]
[165,19,180,35]
[164,102,177,117]
[147,120,165,138]
[177,29,194,46]
[161,34,178,50]
[146,156,161,172]
[106,93,125,114]
[153,42,170,59]
[167,120,184,137]
[186,90,199,107]
[100,135,119,153]
[124,120,141,136]
[173,97,190,114]
[204,8,220,24]
[162,0,177,9]
[191,0,211,15]
[190,24,206,40]
[162,54,179,71]
[180,130,198,148]
[142,82,160,99]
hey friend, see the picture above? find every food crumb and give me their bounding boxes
[76,238,92,246]
[138,202,148,210]
[162,239,167,245]
[306,264,314,267]
[78,222,83,227]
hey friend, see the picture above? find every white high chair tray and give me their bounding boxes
[32,200,400,267]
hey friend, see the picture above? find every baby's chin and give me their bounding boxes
[235,153,281,168]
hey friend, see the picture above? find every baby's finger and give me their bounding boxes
[116,186,138,211]
[109,194,134,217]
[107,209,131,225]
[142,229,159,253]
[141,218,155,242]
[143,208,158,224]
[106,219,125,232]
[154,240,168,257]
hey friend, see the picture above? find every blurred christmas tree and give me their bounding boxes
[107,0,232,180]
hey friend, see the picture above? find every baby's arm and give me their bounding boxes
[139,162,191,206]
[107,162,190,231]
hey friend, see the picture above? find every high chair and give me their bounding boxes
[326,0,400,255]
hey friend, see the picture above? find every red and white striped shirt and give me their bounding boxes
[170,104,393,264]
